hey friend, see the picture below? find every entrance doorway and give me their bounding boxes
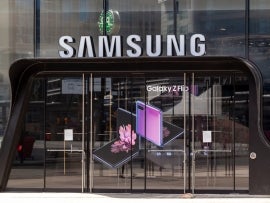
[41,72,249,193]
[45,76,85,192]
[2,58,254,193]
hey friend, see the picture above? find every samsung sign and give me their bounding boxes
[58,34,206,58]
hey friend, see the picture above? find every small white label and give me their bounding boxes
[64,129,73,141]
[203,131,212,143]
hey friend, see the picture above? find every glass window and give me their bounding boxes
[250,0,270,142]
[39,0,102,57]
[0,0,34,149]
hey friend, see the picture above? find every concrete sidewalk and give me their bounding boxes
[1,193,270,203]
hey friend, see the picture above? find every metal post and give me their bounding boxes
[89,74,93,192]
[43,78,47,190]
[245,0,250,59]
[183,73,186,193]
[82,74,85,192]
[34,0,40,57]
[191,73,195,194]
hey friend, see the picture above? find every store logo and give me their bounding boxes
[58,34,206,58]
[98,10,120,35]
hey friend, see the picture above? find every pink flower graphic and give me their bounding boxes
[111,124,137,153]
[163,127,170,138]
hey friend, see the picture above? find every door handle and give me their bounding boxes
[250,152,257,160]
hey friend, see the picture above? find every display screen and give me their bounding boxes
[136,101,184,146]
[93,108,139,168]
[93,104,184,168]
[136,101,163,146]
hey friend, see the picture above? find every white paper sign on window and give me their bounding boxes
[64,129,73,141]
[202,131,212,143]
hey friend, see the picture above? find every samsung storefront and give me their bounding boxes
[0,0,270,195]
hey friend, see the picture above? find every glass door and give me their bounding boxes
[90,72,249,193]
[45,76,86,192]
[190,73,249,192]
[143,75,187,192]
[91,76,143,191]
[91,74,187,192]
[41,72,249,193]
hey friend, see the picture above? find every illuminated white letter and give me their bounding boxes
[78,36,95,57]
[146,35,162,57]
[167,35,185,56]
[59,36,76,58]
[190,34,206,56]
[126,35,142,57]
[99,36,122,57]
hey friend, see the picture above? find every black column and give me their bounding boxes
[34,0,40,57]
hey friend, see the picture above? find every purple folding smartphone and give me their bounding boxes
[136,101,163,146]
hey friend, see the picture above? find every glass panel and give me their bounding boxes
[39,0,102,57]
[91,72,249,192]
[45,76,84,191]
[192,75,234,190]
[250,0,270,142]
[7,78,45,190]
[144,76,186,191]
[192,73,249,191]
[184,0,245,57]
[234,74,249,190]
[92,76,137,190]
[0,0,34,149]
[92,75,187,192]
